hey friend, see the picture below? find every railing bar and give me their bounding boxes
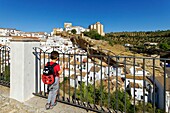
[39,50,42,94]
[43,52,46,96]
[163,60,166,113]
[74,53,77,103]
[86,54,89,110]
[93,57,96,108]
[80,54,83,105]
[35,48,38,94]
[63,53,65,101]
[124,57,127,113]
[133,57,136,113]
[153,59,155,113]
[2,47,4,81]
[107,55,111,108]
[57,53,60,100]
[4,46,7,81]
[68,54,71,102]
[143,58,146,113]
[116,56,118,111]
[112,55,170,61]
[100,56,103,110]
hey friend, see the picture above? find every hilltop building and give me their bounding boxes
[52,28,63,36]
[89,22,105,36]
[64,23,72,28]
[64,23,89,34]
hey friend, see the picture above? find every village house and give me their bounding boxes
[0,28,21,36]
[125,75,154,103]
[0,36,12,46]
[129,66,150,76]
[149,76,170,112]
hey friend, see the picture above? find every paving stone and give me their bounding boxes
[0,85,96,113]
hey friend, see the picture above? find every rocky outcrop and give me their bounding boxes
[71,35,164,76]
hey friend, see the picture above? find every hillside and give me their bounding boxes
[70,35,164,77]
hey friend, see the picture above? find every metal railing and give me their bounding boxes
[0,46,10,87]
[33,47,170,113]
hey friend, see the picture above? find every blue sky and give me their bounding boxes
[0,0,170,33]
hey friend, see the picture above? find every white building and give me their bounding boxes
[52,28,63,36]
[20,32,47,39]
[125,75,154,103]
[64,23,72,28]
[0,28,21,36]
[149,76,170,113]
[89,22,105,36]
[127,82,149,102]
[0,36,12,45]
[65,26,89,34]
[129,66,150,76]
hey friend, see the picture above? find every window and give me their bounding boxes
[90,77,92,81]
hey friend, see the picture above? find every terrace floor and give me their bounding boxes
[0,85,95,113]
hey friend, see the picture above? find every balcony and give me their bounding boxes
[0,44,170,113]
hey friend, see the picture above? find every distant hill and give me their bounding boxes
[105,30,170,46]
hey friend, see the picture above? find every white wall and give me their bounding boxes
[130,88,148,102]
[10,39,40,102]
[166,91,170,113]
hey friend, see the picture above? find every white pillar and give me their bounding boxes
[10,39,40,102]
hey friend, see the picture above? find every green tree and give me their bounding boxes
[71,29,77,34]
[110,90,132,112]
[84,30,104,40]
[159,43,170,50]
[4,65,10,82]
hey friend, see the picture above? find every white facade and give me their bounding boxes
[129,66,150,76]
[40,36,74,51]
[150,76,170,113]
[52,28,63,36]
[0,36,12,45]
[64,23,72,28]
[65,26,88,34]
[126,76,153,103]
[0,28,21,36]
[20,32,47,39]
[130,87,148,102]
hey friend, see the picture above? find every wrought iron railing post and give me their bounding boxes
[116,56,119,112]
[93,56,96,109]
[107,55,111,109]
[63,52,65,101]
[143,58,146,113]
[164,60,166,113]
[124,57,127,113]
[68,54,71,102]
[34,47,39,94]
[80,54,83,106]
[100,56,103,111]
[153,58,155,113]
[133,57,136,113]
[86,54,89,111]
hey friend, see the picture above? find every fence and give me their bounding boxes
[33,47,170,113]
[0,46,10,87]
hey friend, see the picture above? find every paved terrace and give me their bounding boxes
[0,85,95,113]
